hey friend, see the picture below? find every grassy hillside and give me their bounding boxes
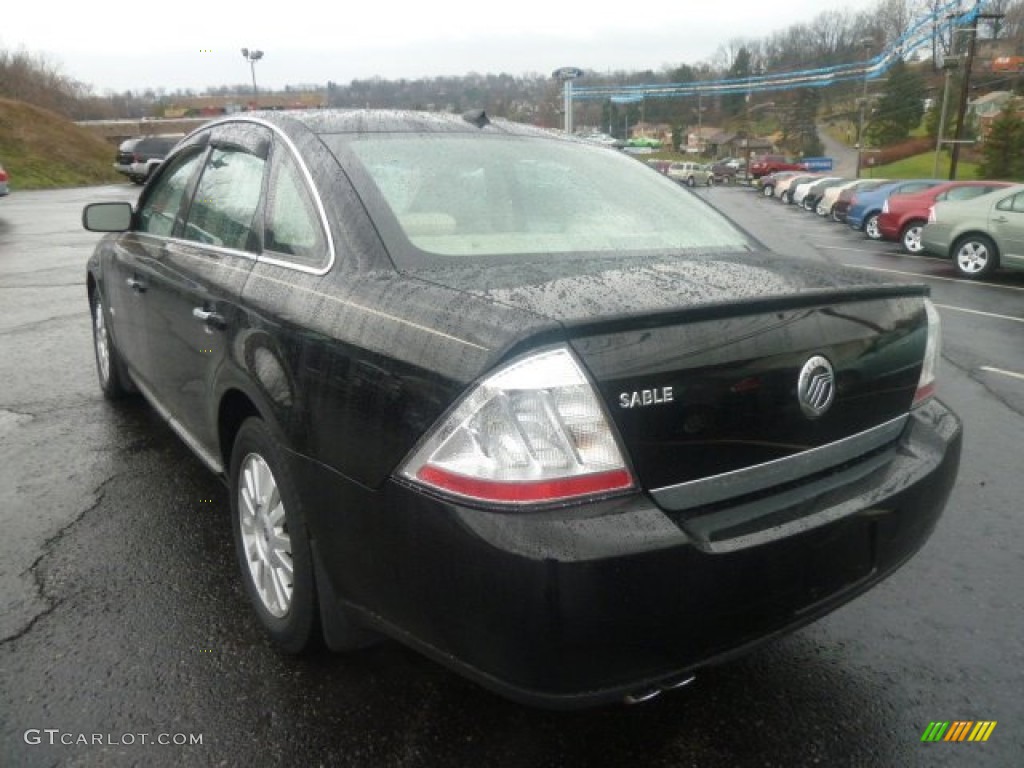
[0,98,122,189]
[867,151,980,181]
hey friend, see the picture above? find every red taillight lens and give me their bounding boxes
[399,347,634,506]
[913,300,942,407]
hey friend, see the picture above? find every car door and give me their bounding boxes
[988,190,1024,266]
[140,123,270,455]
[107,146,207,389]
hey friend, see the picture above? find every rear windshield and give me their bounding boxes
[321,133,752,265]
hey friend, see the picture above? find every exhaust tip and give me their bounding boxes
[624,674,696,705]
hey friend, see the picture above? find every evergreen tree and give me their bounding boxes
[866,60,926,147]
[978,103,1024,180]
[722,48,752,120]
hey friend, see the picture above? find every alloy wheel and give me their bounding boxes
[238,453,293,618]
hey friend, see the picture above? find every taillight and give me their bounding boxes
[399,347,634,506]
[0,168,7,182]
[928,205,936,223]
[913,300,941,407]
[882,200,890,213]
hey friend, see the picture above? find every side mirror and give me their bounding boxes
[82,202,133,232]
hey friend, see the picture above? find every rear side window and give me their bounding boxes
[262,145,327,268]
[183,147,266,252]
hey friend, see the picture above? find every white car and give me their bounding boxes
[793,177,841,208]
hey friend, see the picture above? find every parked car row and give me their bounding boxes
[757,170,1022,279]
[113,135,183,185]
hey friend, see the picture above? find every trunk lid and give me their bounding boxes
[414,252,928,509]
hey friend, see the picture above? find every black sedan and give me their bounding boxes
[82,110,962,709]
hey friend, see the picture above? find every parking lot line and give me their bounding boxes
[818,244,930,260]
[979,366,1024,382]
[842,264,1024,293]
[933,304,1024,324]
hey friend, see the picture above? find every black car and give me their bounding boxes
[113,135,182,184]
[82,110,962,709]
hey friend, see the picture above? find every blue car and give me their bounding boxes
[848,179,944,239]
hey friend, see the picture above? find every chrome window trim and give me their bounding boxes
[650,414,909,512]
[178,115,336,276]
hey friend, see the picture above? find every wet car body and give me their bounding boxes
[82,110,961,708]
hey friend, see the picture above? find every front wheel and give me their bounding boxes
[864,213,882,240]
[953,234,999,278]
[900,221,926,254]
[90,290,133,399]
[762,184,774,197]
[706,175,714,187]
[686,176,696,187]
[231,418,319,654]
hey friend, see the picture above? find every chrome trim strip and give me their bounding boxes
[132,375,224,475]
[178,115,336,276]
[650,414,909,512]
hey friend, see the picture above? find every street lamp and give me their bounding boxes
[241,48,264,103]
[855,38,874,179]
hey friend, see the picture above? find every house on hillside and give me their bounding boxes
[707,131,774,159]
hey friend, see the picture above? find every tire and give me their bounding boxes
[762,184,774,197]
[899,220,926,254]
[802,197,814,211]
[706,175,714,187]
[831,206,842,223]
[864,213,882,240]
[90,288,134,399]
[816,203,828,217]
[686,176,696,187]
[952,234,999,278]
[231,418,319,654]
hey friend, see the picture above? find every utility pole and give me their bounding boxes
[855,38,873,179]
[949,3,980,180]
[948,5,1005,179]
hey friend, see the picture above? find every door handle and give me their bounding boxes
[126,276,147,293]
[993,216,1008,223]
[192,307,226,327]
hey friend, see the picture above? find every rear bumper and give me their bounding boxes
[298,399,961,708]
[878,216,900,240]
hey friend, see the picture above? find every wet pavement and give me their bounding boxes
[1,185,1021,767]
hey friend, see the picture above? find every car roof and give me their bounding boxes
[244,109,561,139]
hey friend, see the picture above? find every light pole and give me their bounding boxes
[241,48,264,103]
[933,55,960,178]
[855,38,873,179]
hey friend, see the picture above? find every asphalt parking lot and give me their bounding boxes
[1,184,1022,767]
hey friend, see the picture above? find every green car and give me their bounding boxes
[921,183,1024,278]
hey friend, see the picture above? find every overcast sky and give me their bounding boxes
[4,1,885,93]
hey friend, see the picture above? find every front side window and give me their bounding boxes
[326,134,751,264]
[263,145,327,267]
[136,150,204,237]
[183,147,266,251]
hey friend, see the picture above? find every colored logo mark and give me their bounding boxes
[921,721,997,742]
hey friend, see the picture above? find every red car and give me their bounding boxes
[878,181,1012,253]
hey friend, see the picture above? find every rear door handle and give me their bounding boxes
[126,276,147,293]
[192,307,226,328]
[993,216,1009,223]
